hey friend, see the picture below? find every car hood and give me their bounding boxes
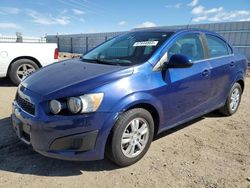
[22,59,134,99]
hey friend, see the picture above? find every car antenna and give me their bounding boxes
[186,17,193,29]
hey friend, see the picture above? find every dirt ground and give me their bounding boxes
[0,77,249,188]
[59,52,81,60]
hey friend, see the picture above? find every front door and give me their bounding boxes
[159,33,212,129]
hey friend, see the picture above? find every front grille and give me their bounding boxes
[16,93,35,115]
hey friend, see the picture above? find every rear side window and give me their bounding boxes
[206,35,229,58]
[168,34,204,61]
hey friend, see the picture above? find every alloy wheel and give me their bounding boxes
[230,87,240,111]
[16,64,36,81]
[121,118,150,158]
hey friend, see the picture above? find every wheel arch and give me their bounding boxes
[109,92,164,136]
[7,56,42,75]
[236,79,244,92]
[104,101,162,160]
[125,103,160,136]
[102,92,164,159]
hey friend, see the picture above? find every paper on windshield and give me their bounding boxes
[133,41,159,47]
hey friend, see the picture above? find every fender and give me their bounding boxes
[111,91,163,116]
[231,71,245,91]
[96,91,164,159]
[221,70,245,105]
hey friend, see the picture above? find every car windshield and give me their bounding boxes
[82,31,173,66]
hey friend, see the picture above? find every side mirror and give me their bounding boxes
[164,54,193,68]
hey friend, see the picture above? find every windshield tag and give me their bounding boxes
[133,41,159,47]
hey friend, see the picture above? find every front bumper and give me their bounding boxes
[11,101,117,161]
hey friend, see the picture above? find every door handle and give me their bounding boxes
[230,61,235,67]
[202,69,209,77]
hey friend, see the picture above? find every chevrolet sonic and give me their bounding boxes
[11,29,248,166]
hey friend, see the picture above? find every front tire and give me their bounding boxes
[219,82,242,116]
[106,108,154,167]
[8,59,39,85]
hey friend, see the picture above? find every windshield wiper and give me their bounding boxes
[81,58,123,66]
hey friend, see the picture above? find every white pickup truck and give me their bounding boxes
[0,42,58,85]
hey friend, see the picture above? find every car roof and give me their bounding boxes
[131,27,218,35]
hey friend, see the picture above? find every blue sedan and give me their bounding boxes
[11,29,248,166]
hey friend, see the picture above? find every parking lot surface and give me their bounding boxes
[0,77,249,188]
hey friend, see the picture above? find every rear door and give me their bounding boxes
[159,32,213,128]
[203,34,234,106]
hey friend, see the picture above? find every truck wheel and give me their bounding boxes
[219,83,242,116]
[8,59,39,85]
[106,108,154,167]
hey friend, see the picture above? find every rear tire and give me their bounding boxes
[8,59,39,85]
[219,83,242,116]
[106,108,154,167]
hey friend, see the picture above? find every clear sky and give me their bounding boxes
[0,0,249,37]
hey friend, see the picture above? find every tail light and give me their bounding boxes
[54,48,59,59]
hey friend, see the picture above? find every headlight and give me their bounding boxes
[67,97,82,114]
[80,93,104,113]
[49,100,62,114]
[49,93,104,115]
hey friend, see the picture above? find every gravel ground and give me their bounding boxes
[59,52,81,60]
[0,77,249,188]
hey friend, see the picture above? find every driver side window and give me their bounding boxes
[168,34,204,61]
